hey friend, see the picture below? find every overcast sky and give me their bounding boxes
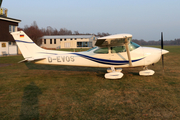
[2,0,180,40]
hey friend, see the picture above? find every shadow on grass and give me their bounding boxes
[20,82,42,120]
[25,62,106,72]
[128,72,139,76]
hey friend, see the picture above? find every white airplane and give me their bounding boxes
[11,31,169,79]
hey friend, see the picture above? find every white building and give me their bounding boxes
[41,35,97,49]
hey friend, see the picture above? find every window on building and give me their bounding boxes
[64,43,71,48]
[77,42,92,47]
[50,39,52,44]
[64,39,66,41]
[13,26,15,32]
[54,39,56,44]
[60,39,62,41]
[75,38,77,40]
[9,25,16,32]
[9,25,11,32]
[89,42,92,47]
[1,43,6,47]
[77,42,82,47]
[82,42,88,47]
[70,38,73,40]
[44,39,46,44]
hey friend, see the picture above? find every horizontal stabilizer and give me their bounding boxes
[18,57,46,63]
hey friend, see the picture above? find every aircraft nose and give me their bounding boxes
[162,49,169,55]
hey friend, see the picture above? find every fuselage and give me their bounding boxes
[34,44,169,68]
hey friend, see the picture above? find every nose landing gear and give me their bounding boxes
[139,66,155,76]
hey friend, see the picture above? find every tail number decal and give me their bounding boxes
[48,56,75,63]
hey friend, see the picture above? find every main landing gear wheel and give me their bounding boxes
[105,67,123,79]
[139,66,155,76]
[107,68,122,73]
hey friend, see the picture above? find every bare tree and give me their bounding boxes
[74,30,79,35]
[23,21,43,45]
[59,28,72,35]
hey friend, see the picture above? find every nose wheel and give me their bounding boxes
[139,66,155,76]
[105,67,123,79]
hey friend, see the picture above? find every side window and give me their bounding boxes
[111,42,140,53]
[94,47,109,54]
[111,46,126,53]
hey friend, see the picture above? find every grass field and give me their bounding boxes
[0,46,180,119]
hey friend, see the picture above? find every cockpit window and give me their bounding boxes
[112,41,140,52]
[94,47,109,54]
[94,41,140,54]
[111,46,126,53]
[129,41,140,51]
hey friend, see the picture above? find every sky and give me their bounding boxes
[2,0,180,40]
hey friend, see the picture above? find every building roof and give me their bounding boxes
[0,15,21,23]
[42,35,94,39]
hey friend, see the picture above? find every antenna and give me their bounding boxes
[0,0,3,7]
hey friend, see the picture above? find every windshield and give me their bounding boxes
[94,41,140,54]
[86,47,97,52]
[129,41,140,51]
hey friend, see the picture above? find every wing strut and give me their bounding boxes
[125,38,132,67]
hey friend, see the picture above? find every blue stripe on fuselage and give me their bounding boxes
[72,53,144,65]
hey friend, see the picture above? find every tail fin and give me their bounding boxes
[11,31,46,59]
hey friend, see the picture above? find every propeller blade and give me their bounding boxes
[161,32,164,49]
[161,32,164,71]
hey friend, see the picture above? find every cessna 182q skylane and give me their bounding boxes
[11,31,169,79]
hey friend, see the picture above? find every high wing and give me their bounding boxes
[95,34,133,66]
[95,34,132,47]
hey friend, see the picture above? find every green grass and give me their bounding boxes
[0,46,180,119]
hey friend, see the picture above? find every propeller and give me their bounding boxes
[161,32,164,71]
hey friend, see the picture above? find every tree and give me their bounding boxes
[59,28,72,35]
[23,21,43,45]
[97,32,110,37]
[74,30,79,35]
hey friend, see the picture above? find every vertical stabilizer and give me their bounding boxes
[11,31,46,59]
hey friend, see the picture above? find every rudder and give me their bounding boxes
[11,31,45,59]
